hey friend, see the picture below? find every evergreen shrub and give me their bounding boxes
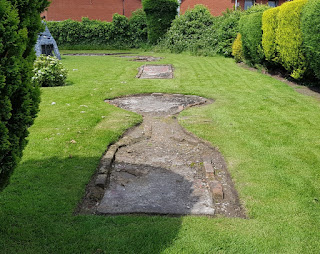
[0,0,49,190]
[212,9,242,56]
[276,0,308,79]
[232,33,244,63]
[129,9,148,45]
[142,0,178,44]
[32,55,68,87]
[262,7,280,64]
[239,5,269,65]
[160,5,215,55]
[301,0,320,79]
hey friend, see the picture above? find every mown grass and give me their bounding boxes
[0,51,319,253]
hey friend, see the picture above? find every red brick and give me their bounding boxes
[209,180,224,201]
[43,0,288,23]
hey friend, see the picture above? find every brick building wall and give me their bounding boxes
[180,0,235,16]
[43,0,142,22]
[43,0,286,22]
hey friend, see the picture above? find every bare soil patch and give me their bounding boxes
[77,93,245,218]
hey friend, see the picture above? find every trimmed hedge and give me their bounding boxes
[232,33,244,63]
[301,0,320,79]
[276,0,308,79]
[0,0,49,190]
[239,5,269,65]
[262,7,280,64]
[142,0,178,44]
[159,5,215,54]
[47,10,148,49]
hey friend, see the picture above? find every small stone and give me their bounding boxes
[70,139,77,144]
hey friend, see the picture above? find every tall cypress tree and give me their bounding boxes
[0,0,49,190]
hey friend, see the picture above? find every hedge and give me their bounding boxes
[212,9,242,57]
[142,0,178,44]
[239,5,269,65]
[262,7,280,64]
[301,0,320,79]
[160,5,215,55]
[0,0,49,190]
[47,10,148,49]
[276,0,308,79]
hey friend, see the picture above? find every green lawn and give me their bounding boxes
[0,51,319,253]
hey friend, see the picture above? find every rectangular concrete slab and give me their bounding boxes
[136,65,173,79]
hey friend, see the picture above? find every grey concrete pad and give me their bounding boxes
[136,65,173,79]
[79,94,245,218]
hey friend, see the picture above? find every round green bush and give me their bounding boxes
[0,0,49,190]
[142,0,178,44]
[301,0,320,79]
[32,55,68,87]
[160,5,215,54]
[212,9,242,57]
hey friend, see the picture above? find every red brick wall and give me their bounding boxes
[43,0,286,22]
[180,0,235,16]
[44,0,142,21]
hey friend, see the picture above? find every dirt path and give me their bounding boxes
[78,94,245,217]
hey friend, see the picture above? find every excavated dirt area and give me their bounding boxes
[77,93,245,217]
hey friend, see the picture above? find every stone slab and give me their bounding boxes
[136,65,173,79]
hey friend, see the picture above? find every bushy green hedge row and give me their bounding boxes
[276,0,307,79]
[239,5,270,65]
[301,0,320,79]
[0,0,48,190]
[262,7,280,64]
[142,0,178,44]
[234,0,320,81]
[47,9,147,49]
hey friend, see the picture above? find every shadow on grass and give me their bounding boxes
[0,156,184,254]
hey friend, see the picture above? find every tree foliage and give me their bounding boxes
[0,0,49,190]
[142,0,178,44]
[160,5,215,54]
